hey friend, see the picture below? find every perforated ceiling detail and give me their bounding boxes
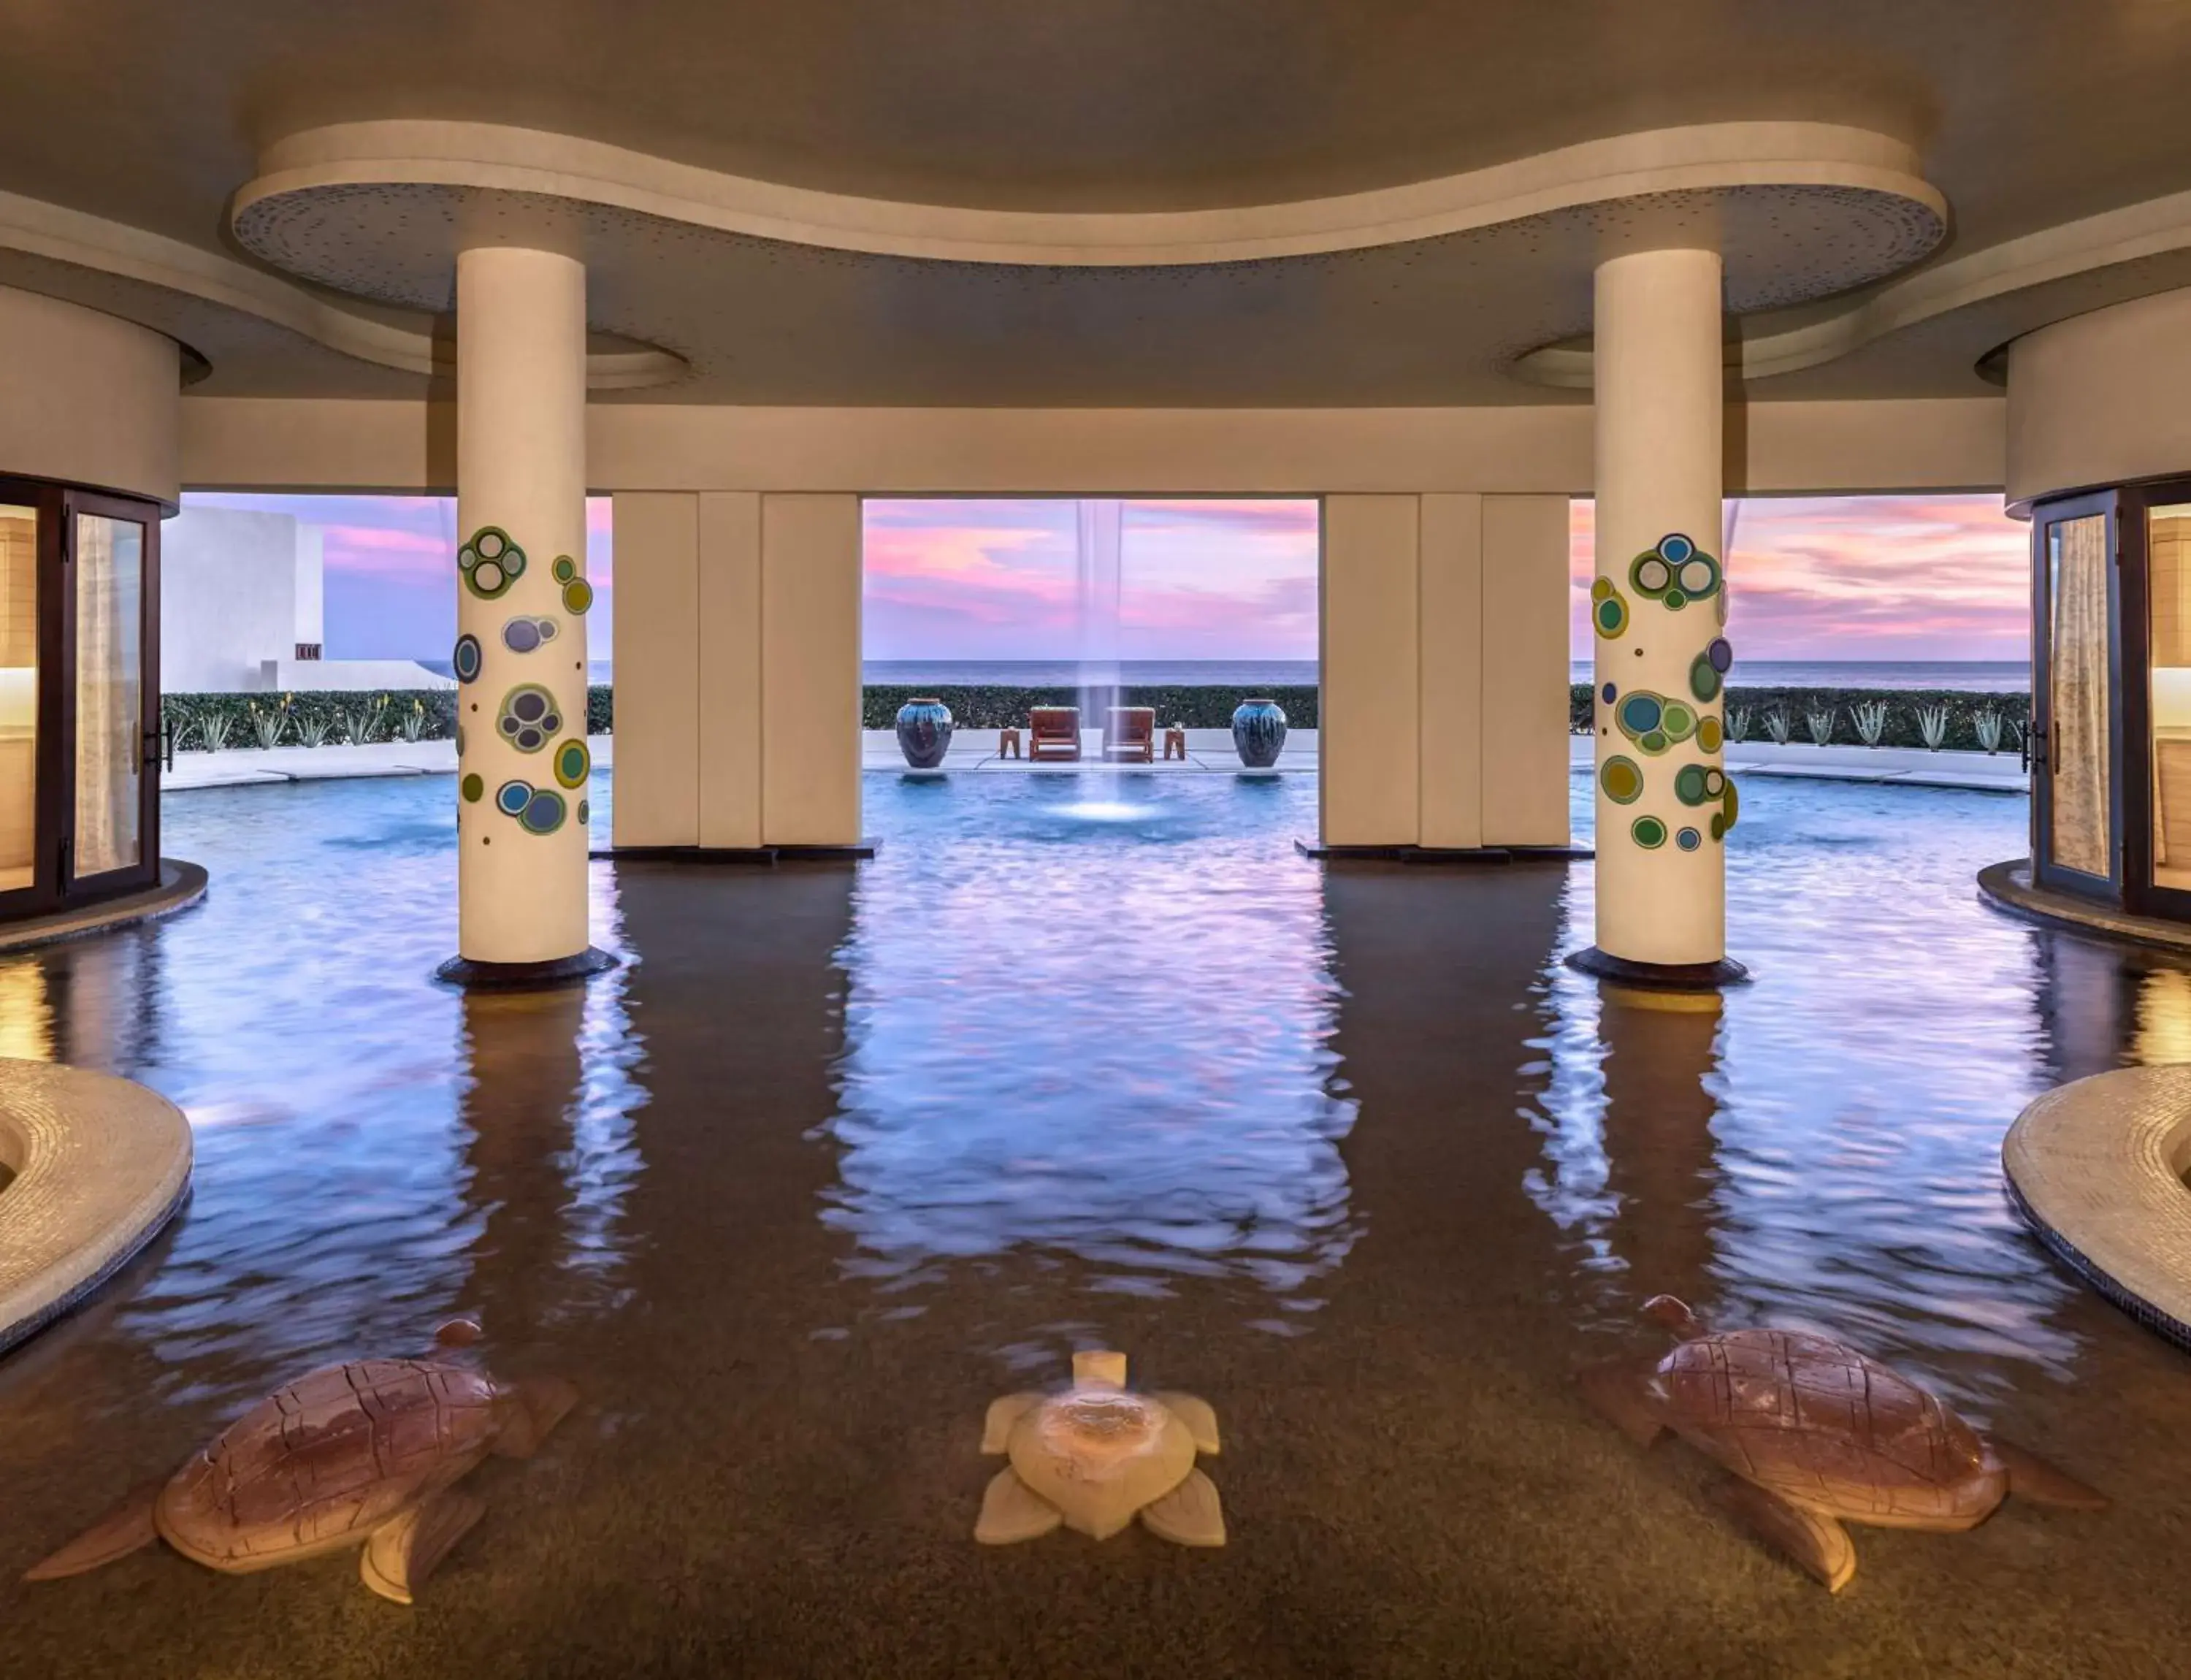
[229,177,1942,405]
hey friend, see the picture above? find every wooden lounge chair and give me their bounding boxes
[1028,706,1081,761]
[1104,706,1155,763]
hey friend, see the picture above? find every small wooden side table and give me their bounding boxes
[998,727,1022,760]
[1163,725,1188,761]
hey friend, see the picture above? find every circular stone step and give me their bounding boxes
[2003,1064,2191,1351]
[0,1058,191,1358]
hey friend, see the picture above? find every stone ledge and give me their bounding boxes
[0,859,207,955]
[0,1058,193,1359]
[1978,858,2191,955]
[2003,1065,2191,1352]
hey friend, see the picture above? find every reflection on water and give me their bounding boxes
[0,778,644,1413]
[1548,779,2093,1407]
[825,777,1357,1329]
[4,768,2191,1673]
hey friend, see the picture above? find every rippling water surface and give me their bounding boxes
[2,766,2188,1676]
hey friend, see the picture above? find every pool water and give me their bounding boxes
[1,768,2189,1675]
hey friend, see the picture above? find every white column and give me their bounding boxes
[1588,246,1736,973]
[454,246,593,967]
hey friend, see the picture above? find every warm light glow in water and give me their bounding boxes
[0,960,51,1060]
[2133,968,2191,1064]
[1049,798,1158,823]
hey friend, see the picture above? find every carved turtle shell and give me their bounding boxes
[156,1358,507,1571]
[976,1351,1224,1546]
[1648,1327,2004,1528]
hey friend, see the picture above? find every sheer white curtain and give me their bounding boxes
[2049,514,2111,878]
[74,513,142,876]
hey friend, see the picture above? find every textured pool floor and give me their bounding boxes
[0,770,2187,1676]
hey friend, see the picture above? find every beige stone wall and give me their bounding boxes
[612,489,859,849]
[607,492,700,847]
[0,287,179,504]
[180,396,2005,497]
[1323,492,1570,850]
[2008,286,2191,510]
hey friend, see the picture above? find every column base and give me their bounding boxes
[1564,946,1749,990]
[434,946,619,991]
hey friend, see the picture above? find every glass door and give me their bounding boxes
[2031,492,2122,897]
[61,491,158,898]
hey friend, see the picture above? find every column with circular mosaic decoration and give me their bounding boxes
[442,245,609,984]
[1572,245,1745,988]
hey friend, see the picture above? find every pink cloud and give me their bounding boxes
[863,498,1318,660]
[1569,495,2029,661]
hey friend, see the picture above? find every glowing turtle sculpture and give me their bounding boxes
[1582,1296,2107,1592]
[24,1320,576,1605]
[975,1351,1224,1546]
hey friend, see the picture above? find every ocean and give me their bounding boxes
[417,658,2030,693]
[1571,659,2031,692]
[866,659,2030,692]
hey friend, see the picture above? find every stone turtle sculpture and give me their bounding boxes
[976,1350,1224,1546]
[24,1319,576,1604]
[1582,1295,2106,1591]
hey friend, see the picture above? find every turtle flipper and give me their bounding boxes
[1577,1356,1667,1448]
[1140,1468,1225,1547]
[1715,1481,1856,1592]
[980,1391,1044,1454]
[1154,1391,1220,1455]
[22,1479,164,1581]
[1993,1438,2109,1510]
[359,1489,486,1605]
[494,1377,578,1459]
[974,1468,1063,1545]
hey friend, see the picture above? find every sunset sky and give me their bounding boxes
[178,490,2030,665]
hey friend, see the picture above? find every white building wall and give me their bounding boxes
[161,504,450,692]
[160,506,300,691]
[294,524,324,649]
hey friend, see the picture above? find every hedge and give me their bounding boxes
[161,687,616,750]
[1569,684,2032,752]
[861,684,1320,730]
[159,683,1319,750]
[162,682,2023,754]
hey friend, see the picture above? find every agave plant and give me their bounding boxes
[192,706,235,753]
[1726,705,1752,744]
[1915,703,1951,750]
[337,694,389,746]
[1764,708,1794,746]
[397,697,430,742]
[1805,706,1837,746]
[295,711,333,747]
[246,696,288,749]
[1852,699,1890,746]
[1974,707,2005,754]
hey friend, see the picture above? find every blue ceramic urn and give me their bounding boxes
[1231,698,1288,768]
[895,696,954,768]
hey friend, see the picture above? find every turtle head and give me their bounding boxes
[434,1318,485,1350]
[1071,1350,1128,1390]
[1641,1296,1707,1340]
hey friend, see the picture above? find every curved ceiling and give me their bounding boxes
[215,121,1942,406]
[1,2,2190,405]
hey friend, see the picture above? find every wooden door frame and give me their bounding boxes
[0,479,65,917]
[2030,489,2125,900]
[57,487,162,905]
[2119,475,2191,920]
